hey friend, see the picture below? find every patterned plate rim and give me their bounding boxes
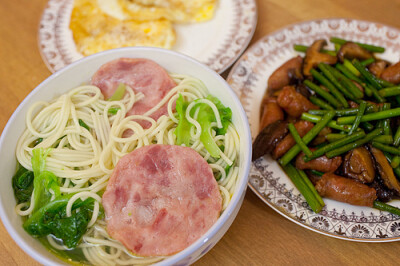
[227,18,400,242]
[37,0,258,74]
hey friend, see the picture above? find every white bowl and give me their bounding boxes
[0,47,252,265]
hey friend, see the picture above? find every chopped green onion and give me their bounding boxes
[282,164,324,213]
[328,65,364,99]
[361,58,376,66]
[288,123,312,157]
[373,201,400,217]
[305,131,365,161]
[326,128,384,158]
[348,101,367,135]
[361,121,374,131]
[330,37,385,53]
[293,44,336,56]
[301,113,351,132]
[382,103,392,135]
[309,96,334,110]
[384,153,400,178]
[391,156,400,169]
[318,63,358,101]
[108,107,121,115]
[78,119,90,131]
[352,59,382,90]
[377,78,395,88]
[343,59,361,76]
[379,86,400,97]
[298,169,325,207]
[374,135,393,145]
[308,105,377,117]
[309,170,324,176]
[335,63,363,84]
[304,80,342,108]
[371,142,400,156]
[337,107,400,125]
[280,111,335,166]
[394,125,400,146]
[310,69,348,108]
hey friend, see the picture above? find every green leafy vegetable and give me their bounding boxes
[12,164,34,203]
[78,119,90,131]
[174,94,192,146]
[207,95,232,135]
[29,138,43,148]
[174,94,232,158]
[196,95,232,158]
[107,83,126,101]
[45,206,91,248]
[24,194,94,248]
[108,107,120,115]
[225,160,234,175]
[31,148,60,213]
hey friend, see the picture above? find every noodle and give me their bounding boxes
[14,75,240,265]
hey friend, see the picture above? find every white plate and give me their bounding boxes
[38,0,257,74]
[227,18,400,242]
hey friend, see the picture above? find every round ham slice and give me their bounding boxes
[102,144,222,256]
[91,58,176,123]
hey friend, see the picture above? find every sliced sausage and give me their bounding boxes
[102,144,222,256]
[311,126,331,146]
[91,58,176,124]
[273,120,314,159]
[381,61,400,84]
[295,151,342,173]
[277,86,319,118]
[368,60,389,78]
[268,56,303,90]
[259,97,284,131]
[315,173,377,207]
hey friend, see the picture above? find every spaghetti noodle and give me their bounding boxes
[14,74,240,265]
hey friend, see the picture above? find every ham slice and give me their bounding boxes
[91,58,176,123]
[102,144,222,256]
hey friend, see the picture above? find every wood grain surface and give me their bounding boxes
[1,0,400,265]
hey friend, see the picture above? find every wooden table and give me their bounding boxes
[1,0,400,265]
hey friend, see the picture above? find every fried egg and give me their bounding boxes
[118,0,217,23]
[69,0,217,56]
[70,0,176,56]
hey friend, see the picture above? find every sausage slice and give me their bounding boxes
[315,173,377,207]
[102,144,222,256]
[91,58,176,123]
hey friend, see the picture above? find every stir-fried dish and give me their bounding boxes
[253,37,400,215]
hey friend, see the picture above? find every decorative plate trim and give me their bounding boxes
[227,18,400,241]
[38,0,257,73]
[251,157,400,241]
[204,0,258,73]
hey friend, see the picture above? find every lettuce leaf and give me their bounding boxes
[31,148,60,213]
[174,94,192,146]
[174,94,232,158]
[208,95,232,135]
[23,193,94,248]
[196,95,232,158]
[12,164,34,204]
